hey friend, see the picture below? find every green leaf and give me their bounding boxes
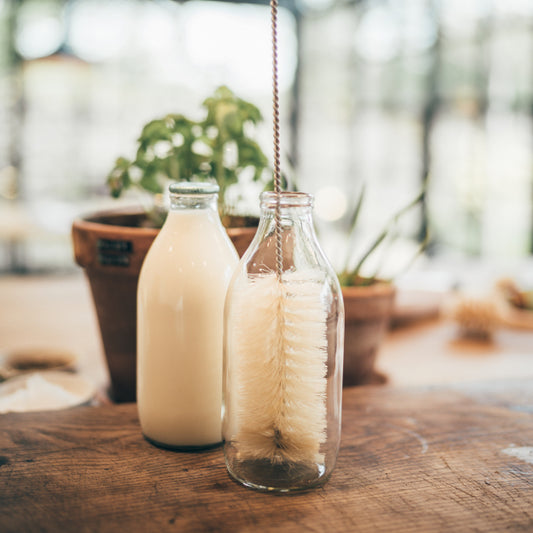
[139,167,164,194]
[347,184,366,235]
[341,183,367,273]
[341,185,426,285]
[114,157,131,170]
[106,157,133,198]
[237,99,262,124]
[223,167,239,186]
[171,115,198,142]
[349,228,388,281]
[166,155,180,181]
[138,119,173,150]
[238,138,268,169]
[223,111,244,138]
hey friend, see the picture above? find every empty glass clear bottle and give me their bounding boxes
[223,191,344,491]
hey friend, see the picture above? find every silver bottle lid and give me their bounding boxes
[169,181,219,195]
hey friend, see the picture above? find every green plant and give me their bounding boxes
[107,86,270,225]
[338,186,428,287]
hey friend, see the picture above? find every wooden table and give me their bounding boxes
[2,274,533,531]
[1,379,532,532]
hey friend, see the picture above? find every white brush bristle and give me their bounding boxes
[228,270,328,464]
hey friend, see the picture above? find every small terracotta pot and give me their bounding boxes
[72,207,256,402]
[342,282,396,387]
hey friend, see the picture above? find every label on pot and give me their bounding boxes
[97,239,132,267]
[98,239,133,253]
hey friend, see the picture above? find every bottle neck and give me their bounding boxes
[259,191,314,226]
[169,193,218,212]
[244,191,328,275]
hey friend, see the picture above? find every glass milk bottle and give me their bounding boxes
[137,182,239,449]
[223,191,344,491]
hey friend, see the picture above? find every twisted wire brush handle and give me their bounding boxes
[271,0,283,279]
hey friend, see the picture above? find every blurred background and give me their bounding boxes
[1,0,532,282]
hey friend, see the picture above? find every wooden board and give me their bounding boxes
[1,380,532,532]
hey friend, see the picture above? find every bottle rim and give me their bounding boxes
[169,181,219,195]
[260,191,313,208]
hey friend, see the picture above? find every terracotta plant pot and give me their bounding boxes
[342,282,396,387]
[71,207,256,402]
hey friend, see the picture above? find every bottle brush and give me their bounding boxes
[228,269,328,465]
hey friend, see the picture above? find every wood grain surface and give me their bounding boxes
[1,380,532,533]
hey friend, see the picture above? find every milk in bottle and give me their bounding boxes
[137,181,239,449]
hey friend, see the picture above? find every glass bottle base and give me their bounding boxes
[226,458,329,492]
[143,433,222,452]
